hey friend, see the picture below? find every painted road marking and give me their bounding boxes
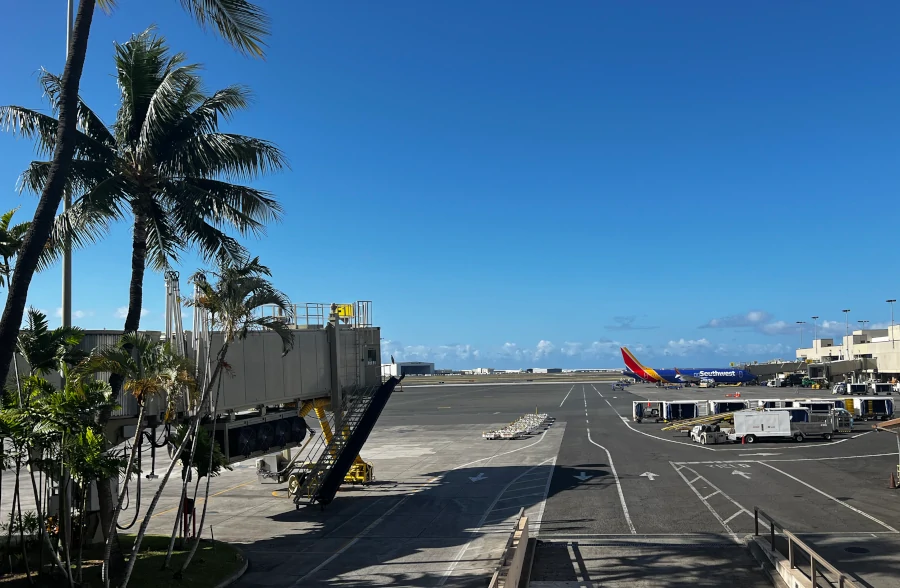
[559,385,575,408]
[757,462,899,532]
[439,457,556,585]
[670,462,747,544]
[600,392,715,451]
[587,428,636,534]
[532,456,557,537]
[675,452,899,464]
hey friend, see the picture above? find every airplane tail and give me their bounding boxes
[621,347,653,381]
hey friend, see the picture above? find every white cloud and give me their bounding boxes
[700,311,772,329]
[663,338,711,356]
[534,340,555,360]
[114,306,150,319]
[55,308,94,319]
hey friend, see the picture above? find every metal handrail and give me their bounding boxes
[754,507,859,588]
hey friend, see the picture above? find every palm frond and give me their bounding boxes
[139,203,183,271]
[248,316,294,355]
[18,158,116,198]
[137,63,204,157]
[173,212,248,265]
[162,133,288,180]
[0,106,116,162]
[156,85,250,155]
[0,106,59,156]
[114,29,190,147]
[37,69,115,147]
[179,0,270,58]
[167,178,281,234]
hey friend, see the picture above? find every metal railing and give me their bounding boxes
[256,301,373,329]
[754,507,859,588]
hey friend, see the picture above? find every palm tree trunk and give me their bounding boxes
[124,213,148,335]
[179,378,224,574]
[0,0,96,388]
[122,352,227,588]
[101,402,145,588]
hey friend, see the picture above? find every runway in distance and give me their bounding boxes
[620,347,756,385]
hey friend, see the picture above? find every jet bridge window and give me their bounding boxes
[366,348,377,365]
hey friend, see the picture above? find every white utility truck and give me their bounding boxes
[728,409,835,443]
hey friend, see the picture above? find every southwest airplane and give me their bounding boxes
[621,347,756,385]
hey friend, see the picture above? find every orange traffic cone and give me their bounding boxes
[890,472,897,489]
[742,435,746,445]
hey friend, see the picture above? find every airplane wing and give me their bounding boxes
[674,368,701,383]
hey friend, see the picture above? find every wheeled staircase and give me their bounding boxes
[294,376,401,508]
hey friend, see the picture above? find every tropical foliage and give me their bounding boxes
[0,208,30,288]
[2,29,287,338]
[0,0,271,417]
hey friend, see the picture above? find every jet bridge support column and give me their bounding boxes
[327,303,342,433]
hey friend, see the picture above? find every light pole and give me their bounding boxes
[796,321,806,349]
[842,309,851,359]
[811,316,819,349]
[888,299,896,349]
[61,0,74,327]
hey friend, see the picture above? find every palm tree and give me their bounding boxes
[126,254,292,582]
[0,208,30,289]
[16,308,87,377]
[78,333,194,587]
[0,0,271,403]
[4,30,286,340]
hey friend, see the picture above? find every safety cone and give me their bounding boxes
[890,472,897,489]
[742,435,746,445]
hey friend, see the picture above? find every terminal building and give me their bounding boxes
[794,326,900,382]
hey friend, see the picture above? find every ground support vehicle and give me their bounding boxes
[727,409,835,443]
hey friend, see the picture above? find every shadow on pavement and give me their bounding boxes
[232,461,603,587]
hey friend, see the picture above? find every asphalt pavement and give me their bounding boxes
[4,381,898,587]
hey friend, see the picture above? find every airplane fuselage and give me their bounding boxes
[653,368,755,384]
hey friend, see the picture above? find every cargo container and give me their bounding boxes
[663,400,704,421]
[709,400,750,414]
[632,401,663,423]
[869,382,893,396]
[852,398,894,420]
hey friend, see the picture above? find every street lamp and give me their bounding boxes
[811,316,819,348]
[888,300,896,349]
[842,309,851,359]
[796,321,806,349]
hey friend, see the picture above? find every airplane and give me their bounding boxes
[620,347,757,385]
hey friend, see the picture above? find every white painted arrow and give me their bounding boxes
[739,453,780,457]
[732,470,752,479]
[469,473,487,482]
[640,472,659,481]
[574,471,593,482]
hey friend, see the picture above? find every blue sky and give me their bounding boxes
[2,1,899,369]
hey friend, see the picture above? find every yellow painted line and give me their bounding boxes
[152,479,255,518]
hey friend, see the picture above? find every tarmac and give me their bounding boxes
[3,381,900,586]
